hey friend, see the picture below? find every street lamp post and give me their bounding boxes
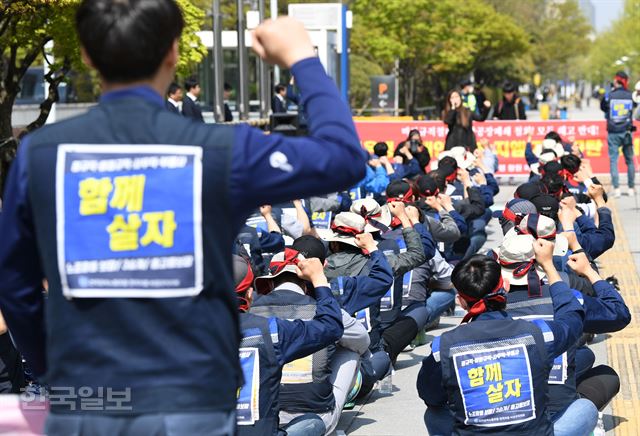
[258,0,270,119]
[237,0,250,120]
[212,0,225,123]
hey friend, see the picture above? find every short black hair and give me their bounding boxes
[275,84,286,94]
[541,172,565,197]
[452,255,503,305]
[292,235,327,264]
[561,154,581,174]
[185,77,199,92]
[76,0,184,83]
[167,82,181,96]
[544,131,562,143]
[428,170,447,192]
[503,81,516,93]
[373,142,389,157]
[224,82,232,92]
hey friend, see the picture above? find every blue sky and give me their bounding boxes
[592,0,624,32]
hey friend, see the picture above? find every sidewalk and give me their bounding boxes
[334,182,639,435]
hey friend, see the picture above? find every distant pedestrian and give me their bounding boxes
[182,77,204,122]
[223,83,233,122]
[272,84,288,114]
[600,71,636,197]
[493,81,526,120]
[165,82,183,115]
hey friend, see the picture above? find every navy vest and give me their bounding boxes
[434,317,553,435]
[250,289,335,414]
[606,88,634,133]
[25,95,239,414]
[376,228,409,330]
[237,313,282,435]
[505,284,578,414]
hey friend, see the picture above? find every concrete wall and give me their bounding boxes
[12,103,94,128]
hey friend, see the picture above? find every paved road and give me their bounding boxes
[335,179,640,435]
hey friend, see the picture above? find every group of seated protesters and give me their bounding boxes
[0,130,630,436]
[223,130,630,435]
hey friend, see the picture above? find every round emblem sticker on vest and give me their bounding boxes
[55,144,204,298]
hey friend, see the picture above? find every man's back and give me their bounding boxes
[22,87,240,414]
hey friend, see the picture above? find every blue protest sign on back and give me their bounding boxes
[453,344,535,427]
[55,144,203,298]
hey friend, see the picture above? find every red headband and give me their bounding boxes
[235,262,255,312]
[269,248,300,275]
[615,74,629,90]
[387,187,415,204]
[331,222,364,237]
[458,277,506,323]
[445,172,458,183]
[418,188,440,198]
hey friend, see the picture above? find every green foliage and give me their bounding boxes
[349,54,384,110]
[349,0,532,112]
[587,0,639,83]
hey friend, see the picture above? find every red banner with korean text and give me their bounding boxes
[354,120,640,176]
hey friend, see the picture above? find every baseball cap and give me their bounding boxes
[515,182,545,200]
[530,194,560,220]
[501,198,537,224]
[416,174,440,197]
[498,234,546,286]
[254,249,306,295]
[517,213,568,256]
[292,235,327,263]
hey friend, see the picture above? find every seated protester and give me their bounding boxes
[308,192,352,214]
[397,129,432,173]
[436,156,486,221]
[238,206,286,275]
[291,233,393,322]
[436,155,489,261]
[402,248,455,336]
[373,141,421,181]
[415,174,466,243]
[355,156,390,198]
[234,255,343,436]
[417,242,590,436]
[525,132,566,177]
[251,250,369,436]
[327,205,429,388]
[515,181,547,201]
[499,227,627,419]
[497,198,537,235]
[560,154,587,195]
[555,184,615,260]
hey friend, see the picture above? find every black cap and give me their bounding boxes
[503,81,516,93]
[386,179,411,199]
[416,175,439,197]
[292,235,327,264]
[531,194,559,220]
[515,182,545,200]
[541,161,562,176]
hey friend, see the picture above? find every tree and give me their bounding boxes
[587,0,639,84]
[0,0,206,195]
[487,0,591,82]
[350,0,531,114]
[349,54,384,113]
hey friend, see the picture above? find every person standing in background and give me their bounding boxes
[165,82,183,115]
[182,76,204,122]
[272,84,288,113]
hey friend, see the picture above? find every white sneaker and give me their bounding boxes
[614,188,621,198]
[628,188,635,196]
